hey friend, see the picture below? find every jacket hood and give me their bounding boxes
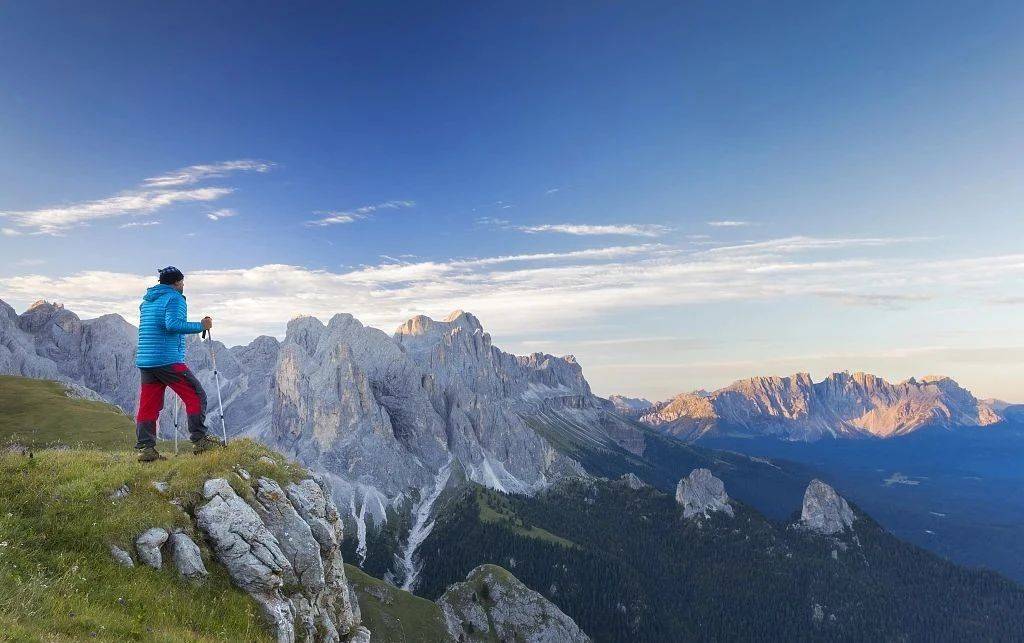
[143,284,178,302]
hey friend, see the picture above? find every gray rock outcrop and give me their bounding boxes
[438,564,590,643]
[169,530,208,580]
[135,527,169,569]
[799,479,856,535]
[196,477,365,642]
[196,478,296,641]
[675,468,734,519]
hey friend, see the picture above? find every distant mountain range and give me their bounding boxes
[634,371,1005,441]
[4,297,1023,594]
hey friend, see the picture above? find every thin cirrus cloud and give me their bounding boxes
[142,160,273,188]
[707,220,753,227]
[704,235,926,255]
[306,200,415,226]
[517,223,671,237]
[0,159,272,235]
[4,236,1023,348]
[207,208,239,221]
[118,220,162,229]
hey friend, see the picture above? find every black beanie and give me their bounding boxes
[158,266,185,284]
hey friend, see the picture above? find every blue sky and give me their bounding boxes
[2,1,1024,401]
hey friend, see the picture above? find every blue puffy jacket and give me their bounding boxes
[135,284,204,368]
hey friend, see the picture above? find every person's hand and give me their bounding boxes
[202,316,213,331]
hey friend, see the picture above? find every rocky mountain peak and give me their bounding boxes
[18,299,78,333]
[608,395,654,417]
[285,315,326,353]
[799,479,855,535]
[27,299,63,312]
[675,468,734,519]
[395,310,485,340]
[438,564,591,642]
[443,309,483,329]
[618,472,649,490]
[0,299,17,325]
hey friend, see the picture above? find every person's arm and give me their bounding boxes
[164,294,205,334]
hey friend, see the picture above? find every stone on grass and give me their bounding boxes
[135,527,169,569]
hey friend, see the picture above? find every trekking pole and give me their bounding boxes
[202,329,229,445]
[173,396,179,455]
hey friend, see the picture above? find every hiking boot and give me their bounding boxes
[192,435,226,455]
[137,446,166,462]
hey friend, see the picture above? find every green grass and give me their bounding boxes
[475,489,575,548]
[345,564,451,643]
[0,439,304,641]
[0,375,136,451]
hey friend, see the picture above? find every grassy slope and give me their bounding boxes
[0,438,307,641]
[0,375,136,450]
[0,375,446,642]
[345,564,451,643]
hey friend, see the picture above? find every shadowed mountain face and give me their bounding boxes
[639,371,1001,441]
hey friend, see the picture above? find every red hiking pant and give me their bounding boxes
[135,363,209,448]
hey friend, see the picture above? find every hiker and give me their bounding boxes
[134,266,225,462]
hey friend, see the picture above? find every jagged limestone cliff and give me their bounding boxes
[640,371,1001,441]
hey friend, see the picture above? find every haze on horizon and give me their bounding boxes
[2,2,1023,402]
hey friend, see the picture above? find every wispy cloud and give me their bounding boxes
[142,160,273,188]
[0,160,271,235]
[816,291,935,309]
[520,336,690,348]
[206,208,238,221]
[990,296,1024,305]
[705,235,925,255]
[118,220,162,229]
[517,223,671,237]
[2,228,21,236]
[4,237,1021,347]
[707,220,753,227]
[306,200,415,227]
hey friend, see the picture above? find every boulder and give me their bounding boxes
[675,468,734,519]
[169,530,208,580]
[135,527,169,569]
[109,544,134,567]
